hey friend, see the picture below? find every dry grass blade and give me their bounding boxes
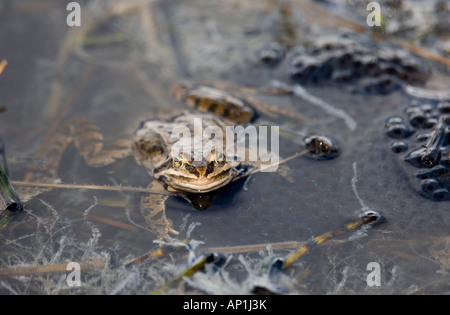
[124,240,192,267]
[0,261,106,277]
[10,180,174,196]
[0,245,175,278]
[391,38,450,67]
[205,241,306,254]
[389,250,418,261]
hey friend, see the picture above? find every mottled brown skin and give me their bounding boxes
[171,83,255,124]
[133,113,241,195]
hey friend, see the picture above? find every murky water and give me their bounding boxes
[0,0,449,294]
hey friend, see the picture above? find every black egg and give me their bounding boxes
[289,67,306,81]
[337,51,355,68]
[437,101,450,113]
[444,127,450,146]
[331,69,353,82]
[385,123,411,139]
[408,99,421,107]
[416,169,430,179]
[408,112,427,128]
[416,132,431,142]
[290,55,304,68]
[290,55,316,68]
[405,105,420,116]
[383,64,401,76]
[429,110,441,119]
[430,165,448,177]
[421,178,441,193]
[424,118,438,129]
[369,75,399,94]
[402,59,420,74]
[432,188,450,201]
[385,115,404,126]
[420,103,434,113]
[256,42,286,67]
[361,58,378,75]
[390,141,408,153]
[304,63,319,75]
[324,53,343,70]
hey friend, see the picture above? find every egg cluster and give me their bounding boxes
[290,38,426,93]
[255,37,426,94]
[385,100,450,201]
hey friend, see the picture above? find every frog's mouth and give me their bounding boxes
[157,167,236,193]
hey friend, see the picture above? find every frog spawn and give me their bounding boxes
[255,42,286,67]
[385,100,450,201]
[255,36,426,94]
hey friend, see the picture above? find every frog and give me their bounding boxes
[134,110,249,241]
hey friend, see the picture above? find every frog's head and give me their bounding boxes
[156,150,237,193]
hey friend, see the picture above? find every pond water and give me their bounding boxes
[0,0,449,294]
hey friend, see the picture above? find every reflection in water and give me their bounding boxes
[186,193,214,210]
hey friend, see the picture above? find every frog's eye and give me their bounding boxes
[172,155,185,169]
[214,151,225,166]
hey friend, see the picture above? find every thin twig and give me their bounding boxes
[10,180,174,196]
[232,149,309,182]
[205,241,307,254]
[392,38,450,68]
